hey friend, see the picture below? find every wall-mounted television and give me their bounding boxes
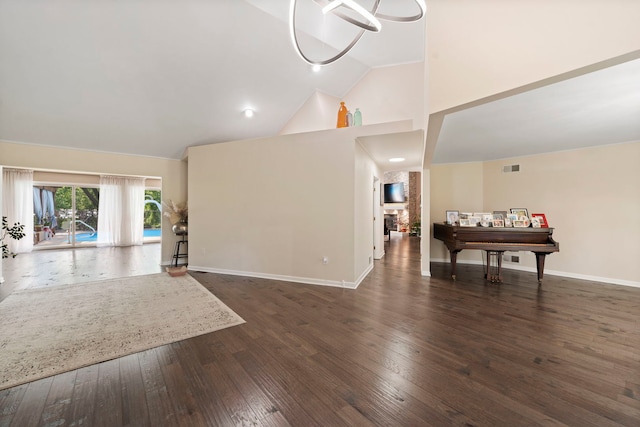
[383,182,405,203]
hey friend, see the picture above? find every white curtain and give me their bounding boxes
[2,169,34,253]
[33,188,43,224]
[97,175,145,247]
[41,189,57,228]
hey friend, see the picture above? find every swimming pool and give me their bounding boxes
[75,228,162,242]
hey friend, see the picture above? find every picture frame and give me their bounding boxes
[492,219,505,227]
[473,213,492,227]
[510,208,529,219]
[531,217,541,228]
[468,216,481,226]
[513,219,528,228]
[492,211,507,221]
[504,217,513,227]
[531,213,548,227]
[446,210,459,225]
[473,212,491,219]
[459,218,473,227]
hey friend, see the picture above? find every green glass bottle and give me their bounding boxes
[354,108,362,126]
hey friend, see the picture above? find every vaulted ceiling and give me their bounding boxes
[1,1,638,167]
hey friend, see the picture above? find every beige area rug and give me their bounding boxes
[0,273,245,391]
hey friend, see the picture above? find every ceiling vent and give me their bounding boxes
[503,164,520,173]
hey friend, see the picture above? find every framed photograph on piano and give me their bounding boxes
[492,211,508,221]
[531,213,548,227]
[510,208,529,219]
[446,210,459,225]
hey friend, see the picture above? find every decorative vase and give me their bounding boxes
[172,220,188,236]
[336,101,348,128]
[354,108,362,126]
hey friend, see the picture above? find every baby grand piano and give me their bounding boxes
[433,223,559,284]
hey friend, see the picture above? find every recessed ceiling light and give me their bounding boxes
[312,64,321,72]
[243,109,255,118]
[389,157,405,162]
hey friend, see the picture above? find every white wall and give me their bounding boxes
[483,142,640,286]
[354,142,381,282]
[427,0,640,114]
[430,142,640,287]
[342,62,425,130]
[188,121,411,288]
[429,162,484,264]
[0,140,187,265]
[281,63,425,135]
[424,0,640,279]
[279,91,340,135]
[188,131,354,286]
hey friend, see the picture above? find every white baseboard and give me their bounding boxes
[354,263,374,289]
[430,258,640,288]
[541,269,640,288]
[188,265,362,289]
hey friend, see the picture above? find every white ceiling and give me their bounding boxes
[357,130,424,172]
[433,57,640,164]
[1,1,638,169]
[0,0,424,160]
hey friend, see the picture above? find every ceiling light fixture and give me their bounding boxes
[389,157,405,162]
[321,0,382,33]
[289,0,426,66]
[243,109,255,118]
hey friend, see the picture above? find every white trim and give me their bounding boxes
[430,259,640,288]
[188,265,360,289]
[542,269,640,289]
[354,263,374,289]
[421,270,431,277]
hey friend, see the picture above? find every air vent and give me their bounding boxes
[503,164,520,173]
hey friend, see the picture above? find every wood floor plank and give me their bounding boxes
[0,385,28,427]
[40,370,77,426]
[92,358,122,427]
[8,377,53,427]
[155,344,211,427]
[118,352,152,427]
[63,362,100,426]
[138,348,177,426]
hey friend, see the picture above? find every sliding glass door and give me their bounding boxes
[33,184,161,249]
[33,185,100,249]
[143,190,162,243]
[72,186,100,246]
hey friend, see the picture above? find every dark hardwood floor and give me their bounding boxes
[1,235,639,426]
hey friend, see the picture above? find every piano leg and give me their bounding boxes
[485,251,504,282]
[534,253,547,285]
[449,250,460,280]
